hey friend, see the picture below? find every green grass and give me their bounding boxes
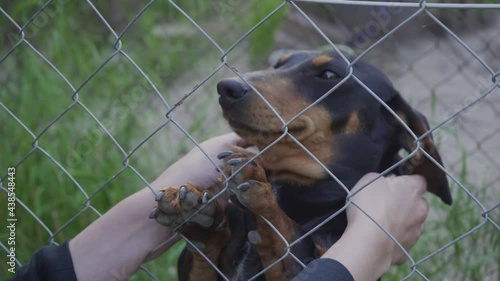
[2,1,498,280]
[386,185,499,280]
[0,1,286,280]
[385,150,499,281]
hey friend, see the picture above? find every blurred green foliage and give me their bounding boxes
[1,1,497,280]
[0,1,286,279]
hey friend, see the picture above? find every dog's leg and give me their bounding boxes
[220,151,297,281]
[152,184,230,281]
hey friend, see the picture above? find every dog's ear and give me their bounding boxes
[386,94,452,205]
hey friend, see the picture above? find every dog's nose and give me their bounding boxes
[217,79,250,100]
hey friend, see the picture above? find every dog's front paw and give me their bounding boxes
[218,151,276,215]
[150,184,222,231]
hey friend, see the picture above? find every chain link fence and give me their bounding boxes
[1,0,499,280]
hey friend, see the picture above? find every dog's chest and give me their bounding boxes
[273,180,350,244]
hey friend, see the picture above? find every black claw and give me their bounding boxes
[237,182,251,192]
[202,192,211,204]
[155,191,165,202]
[215,166,221,173]
[227,158,243,166]
[179,186,187,200]
[217,151,233,160]
[149,208,159,219]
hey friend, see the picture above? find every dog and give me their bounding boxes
[150,50,452,281]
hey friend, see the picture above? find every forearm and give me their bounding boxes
[68,133,248,280]
[69,164,193,281]
[68,187,172,280]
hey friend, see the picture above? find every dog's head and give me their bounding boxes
[217,50,452,205]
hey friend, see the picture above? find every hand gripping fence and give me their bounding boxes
[1,0,499,280]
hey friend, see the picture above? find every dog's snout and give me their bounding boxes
[217,79,250,100]
[217,79,251,110]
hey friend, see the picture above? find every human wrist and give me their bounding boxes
[323,219,393,281]
[69,187,175,281]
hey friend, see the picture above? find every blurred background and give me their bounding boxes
[1,0,498,280]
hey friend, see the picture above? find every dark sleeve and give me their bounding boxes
[6,240,78,281]
[292,258,354,281]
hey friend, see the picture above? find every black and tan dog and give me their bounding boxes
[151,50,452,281]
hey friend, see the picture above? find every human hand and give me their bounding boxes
[152,133,250,190]
[346,173,429,265]
[322,173,429,281]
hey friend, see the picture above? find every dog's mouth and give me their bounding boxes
[223,110,334,184]
[224,113,315,146]
[217,76,336,183]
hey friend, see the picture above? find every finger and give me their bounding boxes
[351,173,382,193]
[235,137,251,148]
[416,197,430,225]
[389,175,428,201]
[409,174,427,194]
[421,197,429,216]
[419,221,426,237]
[219,132,250,148]
[392,249,409,265]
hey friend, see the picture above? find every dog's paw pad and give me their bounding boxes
[248,230,262,245]
[228,181,253,207]
[228,180,270,210]
[151,184,217,230]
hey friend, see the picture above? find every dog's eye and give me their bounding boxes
[318,70,338,80]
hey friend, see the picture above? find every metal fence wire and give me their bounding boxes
[1,0,499,280]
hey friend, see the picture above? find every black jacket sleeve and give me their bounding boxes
[292,258,354,281]
[6,240,78,281]
[5,241,352,281]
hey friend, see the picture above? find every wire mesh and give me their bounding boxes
[1,0,499,280]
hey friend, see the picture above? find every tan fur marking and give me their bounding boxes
[278,54,290,65]
[344,111,360,134]
[311,55,333,68]
[315,243,327,256]
[396,111,408,123]
[397,111,417,150]
[228,75,335,183]
[397,111,439,168]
